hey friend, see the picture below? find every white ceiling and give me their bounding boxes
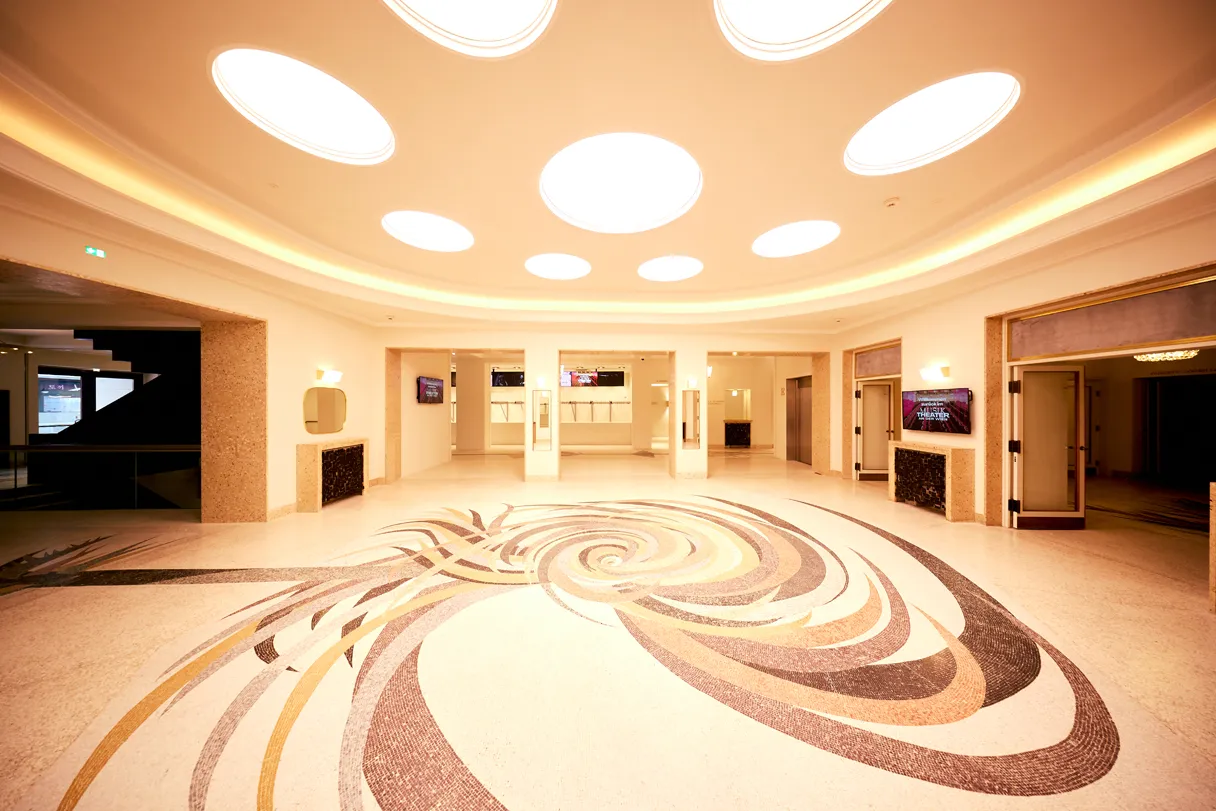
[0,0,1214,325]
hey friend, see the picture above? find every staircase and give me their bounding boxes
[16,329,202,510]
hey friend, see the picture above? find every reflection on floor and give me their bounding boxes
[1,455,1213,810]
[1086,477,1210,533]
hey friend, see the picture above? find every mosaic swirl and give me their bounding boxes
[18,498,1119,809]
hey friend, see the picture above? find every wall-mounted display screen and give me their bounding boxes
[561,370,597,387]
[595,370,625,387]
[417,376,444,404]
[560,370,625,387]
[902,388,972,434]
[491,371,525,387]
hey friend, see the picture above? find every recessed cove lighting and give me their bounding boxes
[638,255,703,283]
[381,0,557,58]
[752,220,841,258]
[212,49,394,165]
[525,253,591,280]
[540,133,702,234]
[382,211,474,252]
[845,72,1021,176]
[715,0,894,61]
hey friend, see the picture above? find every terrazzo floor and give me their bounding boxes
[1,455,1213,810]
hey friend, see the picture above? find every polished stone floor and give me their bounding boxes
[0,455,1213,810]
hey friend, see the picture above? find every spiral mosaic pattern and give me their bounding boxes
[23,498,1119,810]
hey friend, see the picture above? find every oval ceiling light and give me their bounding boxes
[845,72,1021,176]
[212,49,394,165]
[525,253,591,280]
[714,0,894,61]
[382,211,474,252]
[540,133,703,234]
[638,256,704,283]
[752,220,841,258]
[381,0,558,58]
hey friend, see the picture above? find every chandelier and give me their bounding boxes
[1133,349,1199,362]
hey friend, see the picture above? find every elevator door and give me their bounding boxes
[1011,365,1086,529]
[785,376,814,465]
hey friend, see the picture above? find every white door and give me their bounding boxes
[1011,366,1086,528]
[858,381,893,477]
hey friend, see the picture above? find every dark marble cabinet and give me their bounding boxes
[321,444,364,505]
[725,421,752,448]
[894,447,946,513]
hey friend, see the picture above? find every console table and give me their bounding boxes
[724,420,752,448]
[297,438,369,512]
[888,441,975,522]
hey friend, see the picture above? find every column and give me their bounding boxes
[454,356,488,453]
[671,344,708,479]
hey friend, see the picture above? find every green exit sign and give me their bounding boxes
[85,246,106,258]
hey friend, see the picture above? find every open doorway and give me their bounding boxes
[450,351,527,475]
[1009,346,1213,533]
[556,351,668,478]
[707,353,775,458]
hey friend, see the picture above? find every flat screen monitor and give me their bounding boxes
[417,376,444,404]
[491,371,525,388]
[595,370,625,387]
[562,370,598,387]
[902,388,972,434]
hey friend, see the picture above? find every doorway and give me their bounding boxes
[786,376,813,466]
[855,377,900,480]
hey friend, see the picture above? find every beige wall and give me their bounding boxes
[831,208,1216,519]
[398,352,452,477]
[708,356,775,447]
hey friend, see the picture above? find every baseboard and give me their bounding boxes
[370,477,386,486]
[267,503,296,521]
[858,473,889,482]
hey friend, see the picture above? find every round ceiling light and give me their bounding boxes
[714,0,894,61]
[752,220,841,258]
[525,253,591,280]
[382,211,474,252]
[212,49,394,165]
[638,256,704,283]
[844,72,1021,175]
[540,133,703,234]
[381,0,558,58]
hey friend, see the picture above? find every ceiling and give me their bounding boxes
[0,0,1214,323]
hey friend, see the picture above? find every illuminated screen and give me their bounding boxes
[901,388,972,434]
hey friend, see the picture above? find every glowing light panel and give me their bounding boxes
[540,133,703,234]
[639,256,704,282]
[525,253,591,280]
[715,0,894,61]
[382,211,474,252]
[381,0,558,58]
[845,72,1021,175]
[212,49,394,165]
[752,220,841,258]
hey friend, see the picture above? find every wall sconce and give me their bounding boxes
[686,376,697,388]
[536,375,546,387]
[707,365,713,378]
[317,368,343,385]
[920,364,950,383]
[731,389,738,397]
